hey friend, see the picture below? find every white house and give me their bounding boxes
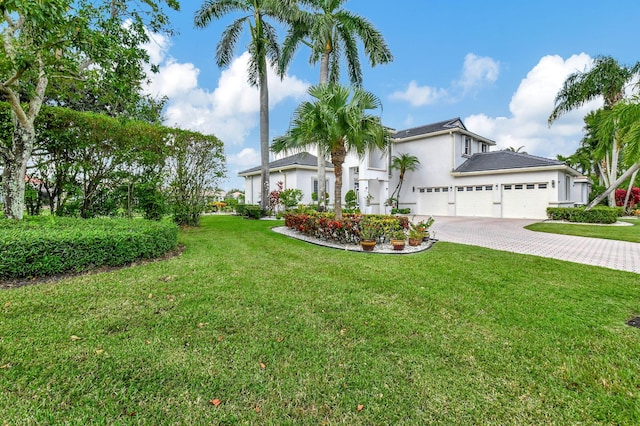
[239,117,590,219]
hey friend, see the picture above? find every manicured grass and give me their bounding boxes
[1,215,639,424]
[526,218,640,243]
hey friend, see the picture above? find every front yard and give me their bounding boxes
[1,215,639,424]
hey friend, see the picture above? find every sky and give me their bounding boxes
[141,0,640,191]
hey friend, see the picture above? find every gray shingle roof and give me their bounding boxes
[393,118,466,139]
[454,150,565,173]
[238,152,333,175]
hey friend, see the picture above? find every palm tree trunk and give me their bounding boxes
[623,169,639,210]
[607,143,620,207]
[587,161,640,209]
[316,51,330,211]
[259,69,270,212]
[331,142,347,220]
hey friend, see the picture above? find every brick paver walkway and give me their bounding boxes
[421,216,640,274]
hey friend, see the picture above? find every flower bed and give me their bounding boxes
[283,212,409,244]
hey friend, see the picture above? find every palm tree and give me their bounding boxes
[194,0,297,211]
[272,84,390,219]
[505,145,527,154]
[279,0,393,210]
[548,55,640,207]
[389,153,420,209]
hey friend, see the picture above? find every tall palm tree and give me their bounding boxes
[279,0,393,210]
[272,83,390,219]
[389,153,420,209]
[194,0,297,211]
[548,55,640,206]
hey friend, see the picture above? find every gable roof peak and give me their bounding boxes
[393,117,467,139]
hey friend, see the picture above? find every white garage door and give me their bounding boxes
[417,187,449,216]
[455,184,494,217]
[502,183,549,219]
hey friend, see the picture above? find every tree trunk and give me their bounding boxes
[623,169,639,210]
[331,142,347,220]
[316,51,330,211]
[586,161,640,209]
[259,70,270,212]
[607,142,620,207]
[1,120,35,219]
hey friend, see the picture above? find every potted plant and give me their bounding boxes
[389,229,406,251]
[408,225,424,246]
[358,220,379,252]
[414,216,434,242]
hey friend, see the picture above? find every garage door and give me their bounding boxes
[416,187,448,216]
[501,183,549,219]
[455,184,494,217]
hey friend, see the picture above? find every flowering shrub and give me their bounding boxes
[284,212,409,243]
[615,187,640,209]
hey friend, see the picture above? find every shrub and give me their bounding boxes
[244,205,264,219]
[391,208,411,215]
[0,216,178,280]
[283,212,409,244]
[546,206,619,224]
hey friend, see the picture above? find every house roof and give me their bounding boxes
[393,117,466,139]
[453,150,567,173]
[238,152,333,176]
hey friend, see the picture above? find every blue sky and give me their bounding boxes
[142,0,640,190]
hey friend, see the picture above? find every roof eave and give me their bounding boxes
[451,164,581,177]
[394,128,496,145]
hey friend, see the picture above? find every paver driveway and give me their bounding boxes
[422,216,640,274]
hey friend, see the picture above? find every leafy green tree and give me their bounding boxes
[272,83,390,219]
[195,0,297,212]
[280,0,393,210]
[389,153,420,209]
[0,0,179,219]
[549,55,640,207]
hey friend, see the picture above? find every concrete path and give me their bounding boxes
[420,216,640,274]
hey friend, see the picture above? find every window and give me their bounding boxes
[526,184,535,189]
[419,188,425,193]
[466,186,473,191]
[464,137,472,155]
[485,185,493,191]
[504,185,512,190]
[538,183,547,189]
[434,188,440,192]
[442,187,449,192]
[475,186,483,191]
[481,143,488,153]
[457,187,464,192]
[426,188,433,193]
[515,184,523,190]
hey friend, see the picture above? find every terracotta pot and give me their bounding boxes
[360,239,376,252]
[408,237,422,246]
[391,239,406,251]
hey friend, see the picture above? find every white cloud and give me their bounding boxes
[143,48,309,146]
[227,148,260,168]
[465,53,601,158]
[456,53,499,93]
[389,80,447,107]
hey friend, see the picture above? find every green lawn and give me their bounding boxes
[1,215,639,424]
[526,218,640,243]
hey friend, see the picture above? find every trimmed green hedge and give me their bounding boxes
[546,206,619,224]
[0,217,178,280]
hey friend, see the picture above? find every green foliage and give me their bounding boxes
[245,205,264,219]
[344,189,357,209]
[279,188,303,209]
[391,207,411,214]
[546,206,619,224]
[0,216,177,279]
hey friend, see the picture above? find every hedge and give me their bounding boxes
[546,206,619,224]
[0,216,178,280]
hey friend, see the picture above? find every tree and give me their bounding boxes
[280,0,393,211]
[389,153,420,209]
[195,0,297,212]
[505,145,527,154]
[0,0,180,219]
[272,83,390,219]
[548,55,640,207]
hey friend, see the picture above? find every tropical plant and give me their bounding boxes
[272,83,390,219]
[194,0,297,212]
[389,153,420,209]
[548,55,640,207]
[505,146,528,154]
[279,0,393,211]
[344,189,357,210]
